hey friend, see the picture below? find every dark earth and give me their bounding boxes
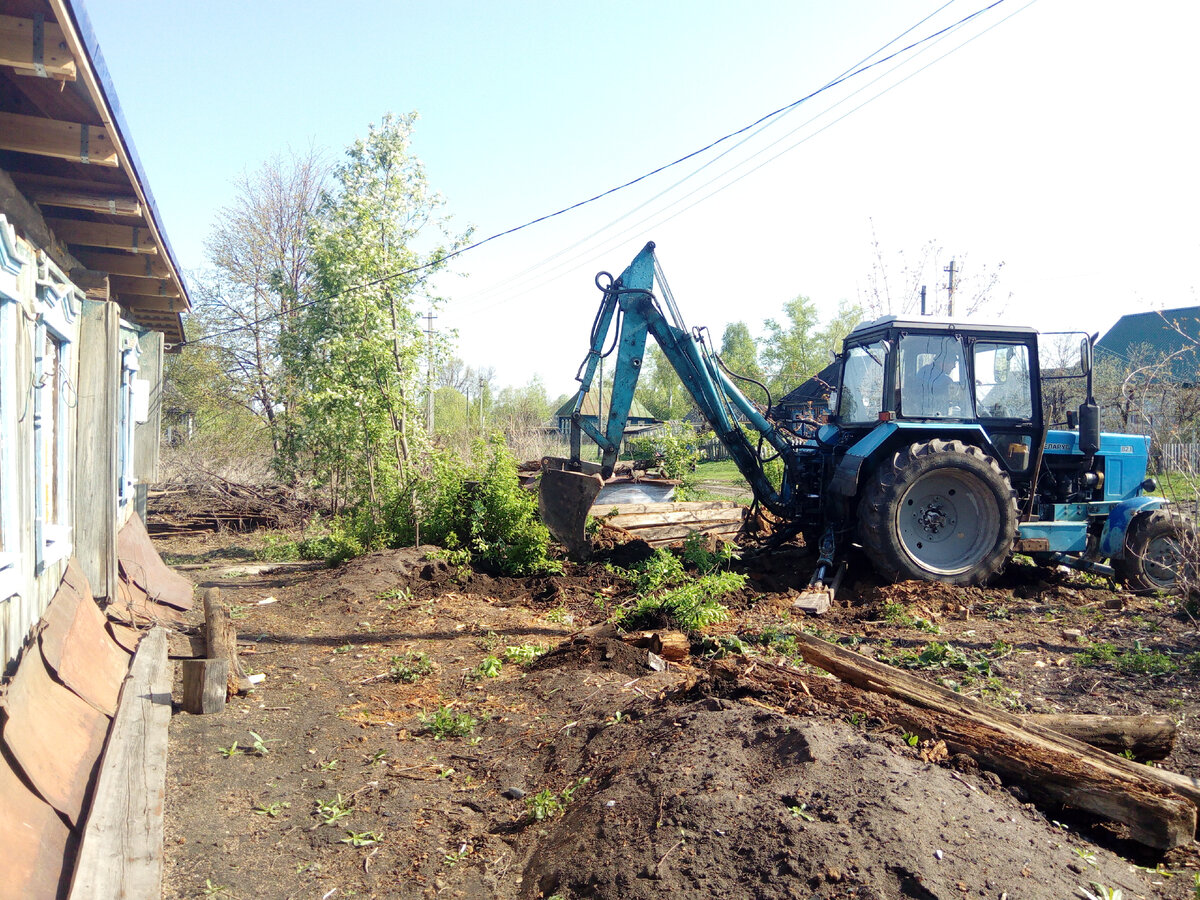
[157,528,1200,900]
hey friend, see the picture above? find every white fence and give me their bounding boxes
[1163,443,1200,473]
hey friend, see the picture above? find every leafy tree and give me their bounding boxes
[284,112,472,517]
[490,377,553,433]
[717,321,765,399]
[761,297,861,396]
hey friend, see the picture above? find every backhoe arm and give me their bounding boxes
[541,242,794,555]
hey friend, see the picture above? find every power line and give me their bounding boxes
[181,0,1009,349]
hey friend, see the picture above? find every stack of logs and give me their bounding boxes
[147,478,312,536]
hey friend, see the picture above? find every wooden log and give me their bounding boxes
[1023,713,1177,761]
[785,632,1197,850]
[603,508,744,528]
[181,659,228,714]
[203,587,252,695]
[621,522,741,544]
[68,627,170,899]
[622,630,689,662]
[592,501,742,516]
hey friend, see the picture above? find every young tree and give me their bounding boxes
[636,345,695,421]
[285,113,472,515]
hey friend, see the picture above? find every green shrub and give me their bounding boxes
[619,547,744,632]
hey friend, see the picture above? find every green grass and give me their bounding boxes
[1150,471,1199,504]
[694,460,745,483]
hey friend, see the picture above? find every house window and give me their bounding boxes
[118,341,141,508]
[0,215,29,599]
[33,256,78,573]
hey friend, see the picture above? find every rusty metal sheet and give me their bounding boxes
[0,647,108,826]
[109,573,183,627]
[116,512,195,611]
[40,560,130,717]
[0,752,75,900]
[107,620,143,654]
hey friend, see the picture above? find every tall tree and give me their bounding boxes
[636,345,694,421]
[197,148,327,451]
[285,113,472,514]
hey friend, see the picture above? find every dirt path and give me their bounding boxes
[159,533,1200,899]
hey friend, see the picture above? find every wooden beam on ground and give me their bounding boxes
[68,626,171,899]
[602,508,744,529]
[0,112,117,166]
[73,249,171,279]
[1022,713,1177,761]
[32,188,141,217]
[0,14,77,80]
[47,218,157,253]
[109,275,179,298]
[785,633,1197,850]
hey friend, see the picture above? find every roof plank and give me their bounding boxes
[109,275,178,298]
[32,187,141,216]
[0,14,77,80]
[73,248,170,278]
[47,217,157,253]
[0,111,117,166]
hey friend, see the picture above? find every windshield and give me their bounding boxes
[838,341,888,424]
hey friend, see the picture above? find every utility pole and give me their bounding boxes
[424,310,436,434]
[920,285,927,316]
[944,259,957,317]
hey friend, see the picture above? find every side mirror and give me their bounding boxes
[1080,337,1093,376]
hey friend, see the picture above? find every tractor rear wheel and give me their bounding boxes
[1114,510,1194,595]
[858,439,1017,586]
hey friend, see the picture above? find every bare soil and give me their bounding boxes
[158,530,1200,900]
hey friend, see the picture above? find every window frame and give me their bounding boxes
[32,256,79,574]
[0,216,29,598]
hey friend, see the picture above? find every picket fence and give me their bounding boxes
[1164,443,1200,473]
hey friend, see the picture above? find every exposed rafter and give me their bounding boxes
[115,295,186,313]
[108,275,178,298]
[46,217,157,253]
[0,14,76,80]
[73,249,170,279]
[0,111,117,166]
[32,188,140,217]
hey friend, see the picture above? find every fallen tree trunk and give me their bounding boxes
[744,633,1197,851]
[1023,713,1176,761]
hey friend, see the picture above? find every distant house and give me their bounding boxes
[554,388,660,437]
[769,361,841,424]
[1096,306,1200,386]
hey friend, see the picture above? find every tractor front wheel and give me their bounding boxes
[1114,510,1194,595]
[858,439,1017,586]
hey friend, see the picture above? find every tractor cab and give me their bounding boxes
[833,317,1043,482]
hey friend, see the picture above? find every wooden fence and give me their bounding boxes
[697,438,732,462]
[1164,443,1200,473]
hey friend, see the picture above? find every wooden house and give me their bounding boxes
[1,0,190,666]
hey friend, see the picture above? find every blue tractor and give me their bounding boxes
[539,243,1189,597]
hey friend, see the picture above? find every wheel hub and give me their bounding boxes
[914,497,956,538]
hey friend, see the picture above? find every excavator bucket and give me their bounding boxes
[538,458,605,559]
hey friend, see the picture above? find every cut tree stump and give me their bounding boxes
[181,658,229,714]
[203,587,253,695]
[622,630,689,662]
[738,633,1197,851]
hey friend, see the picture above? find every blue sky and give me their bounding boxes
[84,0,1200,392]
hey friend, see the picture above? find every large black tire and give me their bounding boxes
[857,439,1018,586]
[1113,509,1194,595]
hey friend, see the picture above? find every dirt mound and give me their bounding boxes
[518,699,1145,900]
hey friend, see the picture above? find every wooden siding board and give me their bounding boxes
[74,300,119,602]
[133,329,161,484]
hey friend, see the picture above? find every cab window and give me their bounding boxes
[974,342,1033,420]
[838,341,888,424]
[899,335,968,418]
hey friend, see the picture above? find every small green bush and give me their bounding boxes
[619,547,744,632]
[420,705,477,740]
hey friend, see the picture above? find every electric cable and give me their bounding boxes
[181,0,1009,349]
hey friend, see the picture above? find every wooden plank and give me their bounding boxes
[181,658,228,714]
[592,501,741,516]
[46,218,157,253]
[605,508,744,528]
[74,300,120,601]
[32,188,140,217]
[0,112,116,166]
[68,626,171,900]
[109,275,178,297]
[787,632,1197,850]
[0,14,77,80]
[619,522,741,543]
[73,249,170,279]
[134,330,163,485]
[117,295,185,313]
